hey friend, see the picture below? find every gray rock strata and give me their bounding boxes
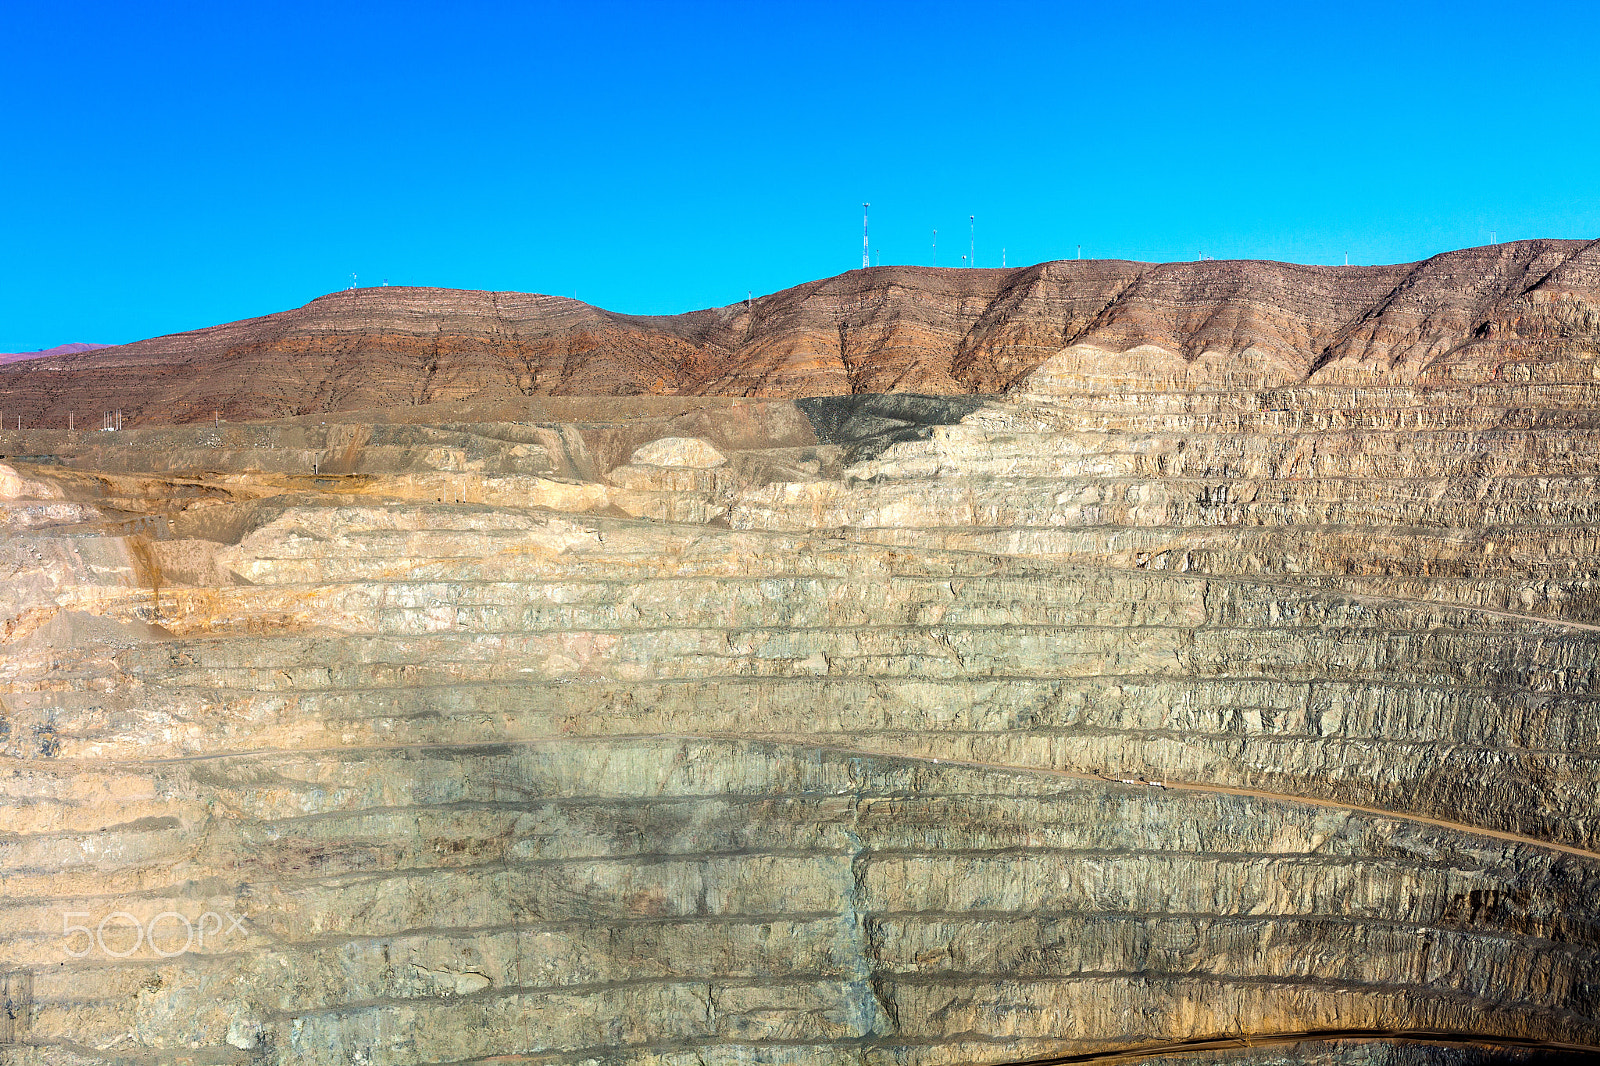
[4,261,1600,1063]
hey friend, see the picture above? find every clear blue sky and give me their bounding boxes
[3,0,1597,351]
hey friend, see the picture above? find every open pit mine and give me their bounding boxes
[4,238,1600,1065]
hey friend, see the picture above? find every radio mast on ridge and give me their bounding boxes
[862,204,871,268]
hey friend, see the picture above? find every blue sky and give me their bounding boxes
[2,0,1597,351]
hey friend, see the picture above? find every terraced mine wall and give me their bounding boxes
[5,248,1600,1064]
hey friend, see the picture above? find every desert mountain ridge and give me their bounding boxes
[1,238,1597,425]
[0,342,109,366]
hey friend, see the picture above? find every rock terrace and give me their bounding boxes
[3,242,1600,1064]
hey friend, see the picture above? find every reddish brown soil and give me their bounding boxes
[2,240,1597,426]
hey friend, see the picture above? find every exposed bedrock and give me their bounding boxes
[2,239,1598,426]
[5,245,1600,1063]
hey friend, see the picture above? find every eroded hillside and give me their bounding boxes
[3,240,1598,427]
[4,246,1600,1064]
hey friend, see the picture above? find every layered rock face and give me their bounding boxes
[2,239,1597,426]
[0,345,108,368]
[4,243,1600,1064]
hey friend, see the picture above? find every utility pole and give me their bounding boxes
[862,203,870,268]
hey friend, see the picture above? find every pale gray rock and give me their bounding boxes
[5,252,1600,1063]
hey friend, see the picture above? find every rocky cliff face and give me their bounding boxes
[4,244,1600,1064]
[3,240,1597,426]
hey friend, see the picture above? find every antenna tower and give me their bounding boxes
[862,203,871,268]
[969,215,974,268]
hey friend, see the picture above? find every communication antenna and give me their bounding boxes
[1002,247,1006,268]
[1345,252,1349,266]
[932,229,937,267]
[1077,245,1081,260]
[350,273,358,289]
[1491,231,1497,245]
[969,215,974,267]
[862,203,870,268]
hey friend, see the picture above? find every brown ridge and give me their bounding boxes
[1,239,1597,426]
